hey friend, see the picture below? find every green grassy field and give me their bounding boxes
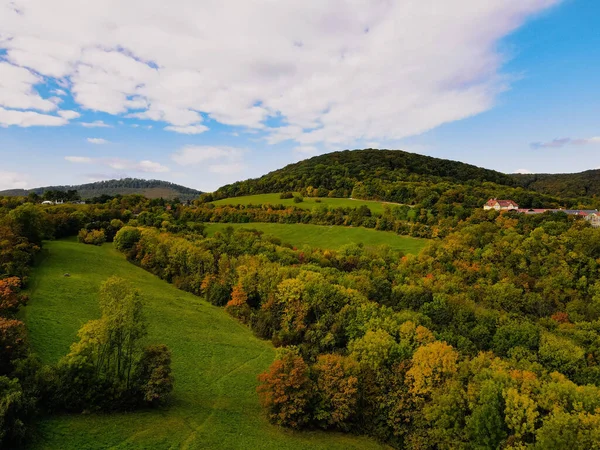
[205,222,427,254]
[24,240,384,449]
[210,193,403,215]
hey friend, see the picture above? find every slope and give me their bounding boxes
[23,240,383,450]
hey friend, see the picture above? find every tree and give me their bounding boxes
[257,348,313,428]
[466,380,508,448]
[114,227,142,251]
[349,329,398,370]
[133,344,174,405]
[406,341,458,397]
[0,376,31,447]
[538,332,584,376]
[0,277,25,314]
[312,354,359,429]
[0,318,27,376]
[7,203,45,245]
[57,277,167,410]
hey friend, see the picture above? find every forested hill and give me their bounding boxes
[512,169,600,199]
[0,178,201,200]
[214,149,517,199]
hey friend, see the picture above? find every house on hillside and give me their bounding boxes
[584,212,600,228]
[484,199,519,211]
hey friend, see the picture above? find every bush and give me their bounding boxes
[114,227,142,251]
[279,192,294,199]
[77,229,106,246]
[293,196,304,204]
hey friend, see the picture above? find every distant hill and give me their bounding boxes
[512,170,600,199]
[0,178,202,200]
[215,149,517,198]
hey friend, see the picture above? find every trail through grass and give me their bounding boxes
[24,240,385,449]
[205,222,427,254]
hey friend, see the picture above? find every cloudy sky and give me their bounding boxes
[1,0,598,191]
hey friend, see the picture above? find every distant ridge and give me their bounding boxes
[512,169,600,199]
[0,178,202,200]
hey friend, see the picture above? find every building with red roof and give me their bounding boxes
[484,199,519,211]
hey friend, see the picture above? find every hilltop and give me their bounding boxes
[0,178,202,201]
[210,149,598,208]
[215,149,517,199]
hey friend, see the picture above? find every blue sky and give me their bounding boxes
[0,0,598,192]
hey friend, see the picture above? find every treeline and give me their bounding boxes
[114,212,600,448]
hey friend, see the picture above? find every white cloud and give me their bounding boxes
[0,0,557,142]
[209,163,245,174]
[514,168,533,174]
[137,160,169,173]
[65,156,93,163]
[58,110,81,119]
[0,107,68,127]
[164,124,208,135]
[80,120,112,128]
[0,171,30,190]
[531,136,600,149]
[293,145,319,156]
[64,156,169,173]
[0,62,58,112]
[87,137,109,144]
[171,145,245,166]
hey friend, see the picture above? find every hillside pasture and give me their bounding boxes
[210,193,403,215]
[205,222,428,254]
[23,240,384,450]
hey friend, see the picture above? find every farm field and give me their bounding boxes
[205,222,428,254]
[23,240,384,450]
[210,193,404,215]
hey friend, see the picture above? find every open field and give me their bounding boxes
[210,193,404,215]
[24,240,384,449]
[205,222,428,254]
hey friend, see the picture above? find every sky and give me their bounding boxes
[0,0,598,192]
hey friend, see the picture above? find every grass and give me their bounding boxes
[210,193,404,215]
[24,239,385,449]
[205,222,428,254]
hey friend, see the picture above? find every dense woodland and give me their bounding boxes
[2,188,600,448]
[513,169,600,199]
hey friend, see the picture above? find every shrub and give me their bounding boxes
[77,229,106,246]
[293,196,304,204]
[279,192,294,199]
[114,227,142,251]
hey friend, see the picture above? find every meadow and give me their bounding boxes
[210,193,403,215]
[205,222,428,254]
[23,240,384,449]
